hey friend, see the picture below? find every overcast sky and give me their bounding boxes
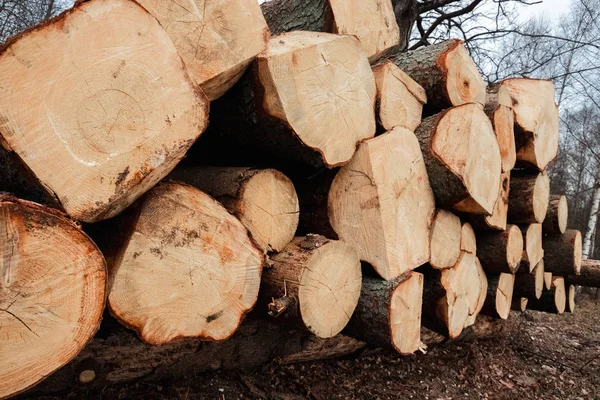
[518,0,571,21]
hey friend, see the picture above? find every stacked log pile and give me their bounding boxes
[0,0,588,398]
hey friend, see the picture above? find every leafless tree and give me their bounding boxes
[0,0,73,43]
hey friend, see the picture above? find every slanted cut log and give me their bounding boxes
[476,224,523,274]
[544,272,553,290]
[544,230,582,276]
[567,259,600,287]
[528,277,566,314]
[464,255,488,328]
[168,167,299,253]
[107,182,263,345]
[262,0,400,62]
[0,0,209,223]
[514,260,545,300]
[25,316,365,397]
[422,252,486,338]
[543,195,568,234]
[521,224,543,272]
[481,273,515,320]
[346,272,424,354]
[461,222,477,255]
[0,195,106,399]
[566,283,576,313]
[389,39,486,113]
[467,172,510,231]
[512,297,528,312]
[199,31,376,171]
[373,61,427,132]
[137,0,269,100]
[415,103,501,214]
[328,128,435,279]
[508,171,550,224]
[430,210,462,270]
[499,78,559,171]
[485,85,516,172]
[261,235,362,338]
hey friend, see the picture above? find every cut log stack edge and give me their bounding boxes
[0,0,586,398]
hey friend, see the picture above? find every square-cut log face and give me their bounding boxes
[0,0,208,222]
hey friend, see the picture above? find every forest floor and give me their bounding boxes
[38,299,600,400]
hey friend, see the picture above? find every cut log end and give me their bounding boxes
[508,171,550,225]
[496,273,516,319]
[476,224,523,274]
[259,31,376,167]
[544,272,553,290]
[389,273,424,354]
[515,259,545,300]
[108,182,263,345]
[543,195,568,234]
[444,42,486,107]
[0,196,106,399]
[0,0,209,222]
[486,85,516,172]
[429,210,462,270]
[512,297,528,312]
[523,224,543,272]
[460,222,477,255]
[567,284,576,313]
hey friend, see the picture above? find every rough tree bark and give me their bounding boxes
[543,194,568,235]
[514,260,545,300]
[567,259,600,287]
[508,171,550,224]
[544,229,582,276]
[528,277,566,314]
[583,180,600,258]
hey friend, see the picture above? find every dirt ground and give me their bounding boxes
[36,299,600,400]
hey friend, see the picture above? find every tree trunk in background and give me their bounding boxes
[583,179,600,258]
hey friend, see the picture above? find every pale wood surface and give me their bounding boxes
[0,0,209,223]
[521,223,544,272]
[460,222,477,255]
[485,85,516,172]
[543,194,568,234]
[430,210,462,270]
[515,259,545,300]
[108,182,263,345]
[467,172,510,231]
[508,171,550,224]
[528,276,566,314]
[476,224,524,274]
[0,195,106,399]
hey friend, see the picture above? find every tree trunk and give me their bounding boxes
[261,235,362,338]
[346,272,424,354]
[567,259,600,287]
[137,0,269,100]
[0,0,209,223]
[429,210,462,270]
[104,182,264,346]
[168,167,299,254]
[544,230,583,276]
[192,31,376,173]
[466,172,510,231]
[481,273,515,320]
[583,181,600,258]
[261,0,401,62]
[521,224,544,272]
[514,259,545,300]
[0,195,106,399]
[498,78,559,171]
[414,104,501,215]
[485,84,516,172]
[508,171,550,224]
[388,39,486,114]
[23,316,365,397]
[527,277,566,314]
[543,194,569,234]
[328,128,435,280]
[476,224,524,274]
[461,222,477,255]
[373,61,427,132]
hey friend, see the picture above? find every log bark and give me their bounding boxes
[373,61,427,132]
[485,84,516,172]
[0,0,209,223]
[543,195,568,234]
[466,172,510,231]
[0,195,106,399]
[514,259,545,300]
[105,182,264,346]
[422,252,487,338]
[512,297,529,312]
[328,128,435,280]
[567,259,600,287]
[461,222,477,255]
[430,210,462,270]
[193,31,376,172]
[137,0,269,100]
[414,104,501,215]
[521,224,544,272]
[388,39,486,114]
[168,167,299,253]
[498,78,559,171]
[508,171,550,224]
[481,273,515,319]
[22,315,365,397]
[261,0,400,62]
[346,272,424,354]
[261,235,362,338]
[476,225,524,274]
[527,277,566,314]
[543,230,582,276]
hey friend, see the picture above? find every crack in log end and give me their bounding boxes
[206,310,224,323]
[1,308,39,336]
